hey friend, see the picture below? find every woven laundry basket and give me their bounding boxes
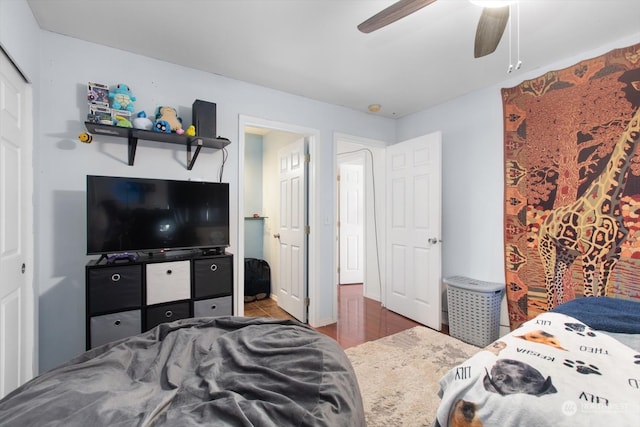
[444,276,504,347]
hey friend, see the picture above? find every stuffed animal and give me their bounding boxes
[78,132,93,144]
[185,125,196,137]
[132,111,153,130]
[114,115,133,128]
[109,84,136,112]
[155,106,182,132]
[152,120,171,133]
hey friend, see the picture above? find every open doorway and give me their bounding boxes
[238,116,321,325]
[335,134,387,303]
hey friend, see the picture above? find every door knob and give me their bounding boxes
[428,237,441,244]
[273,233,281,239]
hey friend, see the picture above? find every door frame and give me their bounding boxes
[237,115,321,324]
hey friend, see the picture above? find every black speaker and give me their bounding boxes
[192,99,217,139]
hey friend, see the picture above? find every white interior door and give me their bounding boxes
[0,50,35,397]
[385,132,441,330]
[339,163,364,284]
[277,138,308,322]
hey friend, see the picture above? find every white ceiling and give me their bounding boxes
[26,0,640,118]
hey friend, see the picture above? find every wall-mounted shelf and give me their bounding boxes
[85,122,231,170]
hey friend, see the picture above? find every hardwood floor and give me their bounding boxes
[244,284,447,349]
[244,297,296,320]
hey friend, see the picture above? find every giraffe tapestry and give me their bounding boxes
[503,42,640,329]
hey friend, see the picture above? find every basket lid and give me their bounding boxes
[443,276,504,293]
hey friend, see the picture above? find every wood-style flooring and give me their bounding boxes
[244,284,448,349]
[243,297,297,320]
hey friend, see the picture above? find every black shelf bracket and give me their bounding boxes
[186,139,204,171]
[128,135,138,166]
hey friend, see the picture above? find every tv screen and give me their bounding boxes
[87,175,229,255]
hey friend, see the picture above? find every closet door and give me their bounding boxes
[0,50,35,398]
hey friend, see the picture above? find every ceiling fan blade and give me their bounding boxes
[474,6,509,58]
[358,0,438,33]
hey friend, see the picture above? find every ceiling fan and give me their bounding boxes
[358,0,511,58]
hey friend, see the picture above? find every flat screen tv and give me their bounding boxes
[86,175,229,255]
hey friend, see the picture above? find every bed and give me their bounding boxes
[435,297,640,427]
[0,316,365,426]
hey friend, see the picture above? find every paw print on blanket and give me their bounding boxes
[564,322,596,337]
[563,359,601,375]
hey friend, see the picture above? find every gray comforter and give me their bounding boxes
[0,317,364,426]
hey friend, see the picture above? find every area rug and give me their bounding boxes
[345,326,479,427]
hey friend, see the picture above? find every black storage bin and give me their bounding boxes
[244,258,271,301]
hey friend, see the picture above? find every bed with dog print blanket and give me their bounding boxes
[435,297,640,427]
[0,317,365,427]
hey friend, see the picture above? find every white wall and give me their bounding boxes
[397,32,640,335]
[244,133,264,259]
[0,0,39,81]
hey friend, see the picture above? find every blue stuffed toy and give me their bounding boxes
[109,83,136,112]
[153,120,171,133]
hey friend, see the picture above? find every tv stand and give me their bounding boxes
[85,251,233,350]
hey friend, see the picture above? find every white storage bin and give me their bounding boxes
[444,276,504,347]
[146,260,191,305]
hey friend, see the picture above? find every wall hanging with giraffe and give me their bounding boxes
[503,42,640,329]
